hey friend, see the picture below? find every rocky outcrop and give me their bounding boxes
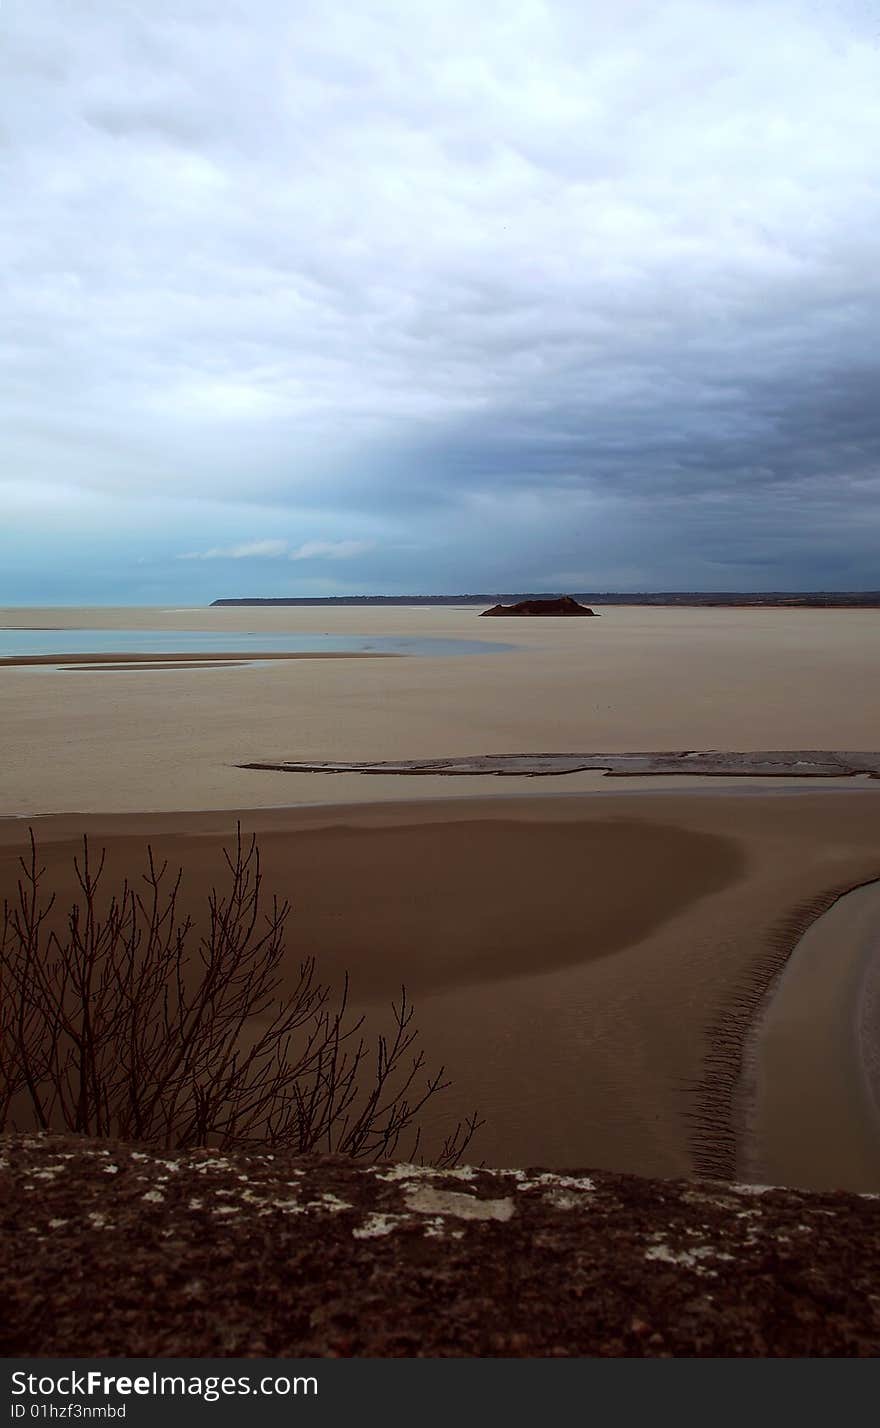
[238,750,880,779]
[3,1134,880,1357]
[481,596,598,616]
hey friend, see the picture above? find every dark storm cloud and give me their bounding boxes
[3,0,880,599]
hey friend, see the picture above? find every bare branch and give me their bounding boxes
[0,830,481,1166]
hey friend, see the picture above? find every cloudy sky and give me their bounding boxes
[3,0,880,602]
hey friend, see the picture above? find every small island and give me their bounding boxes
[481,595,599,617]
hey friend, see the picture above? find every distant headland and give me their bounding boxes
[211,591,880,608]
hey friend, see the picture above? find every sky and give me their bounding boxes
[3,0,880,603]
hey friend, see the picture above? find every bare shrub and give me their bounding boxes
[0,827,481,1165]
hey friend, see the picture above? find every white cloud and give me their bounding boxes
[289,540,375,561]
[178,538,375,561]
[178,538,289,560]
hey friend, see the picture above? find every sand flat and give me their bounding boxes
[2,603,880,814]
[4,789,880,1179]
[3,605,880,1184]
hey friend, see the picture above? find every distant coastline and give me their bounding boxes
[211,591,880,608]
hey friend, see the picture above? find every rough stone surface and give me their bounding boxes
[2,1135,880,1357]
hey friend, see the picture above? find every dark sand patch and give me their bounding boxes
[0,819,743,999]
[61,661,248,672]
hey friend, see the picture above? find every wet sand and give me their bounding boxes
[2,602,880,814]
[3,605,880,1182]
[745,879,880,1192]
[3,790,880,1178]
[0,650,396,667]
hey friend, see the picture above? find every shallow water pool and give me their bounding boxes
[0,628,514,659]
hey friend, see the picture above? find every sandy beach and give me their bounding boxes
[3,604,880,1186]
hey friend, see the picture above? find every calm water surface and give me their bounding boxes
[0,628,513,658]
